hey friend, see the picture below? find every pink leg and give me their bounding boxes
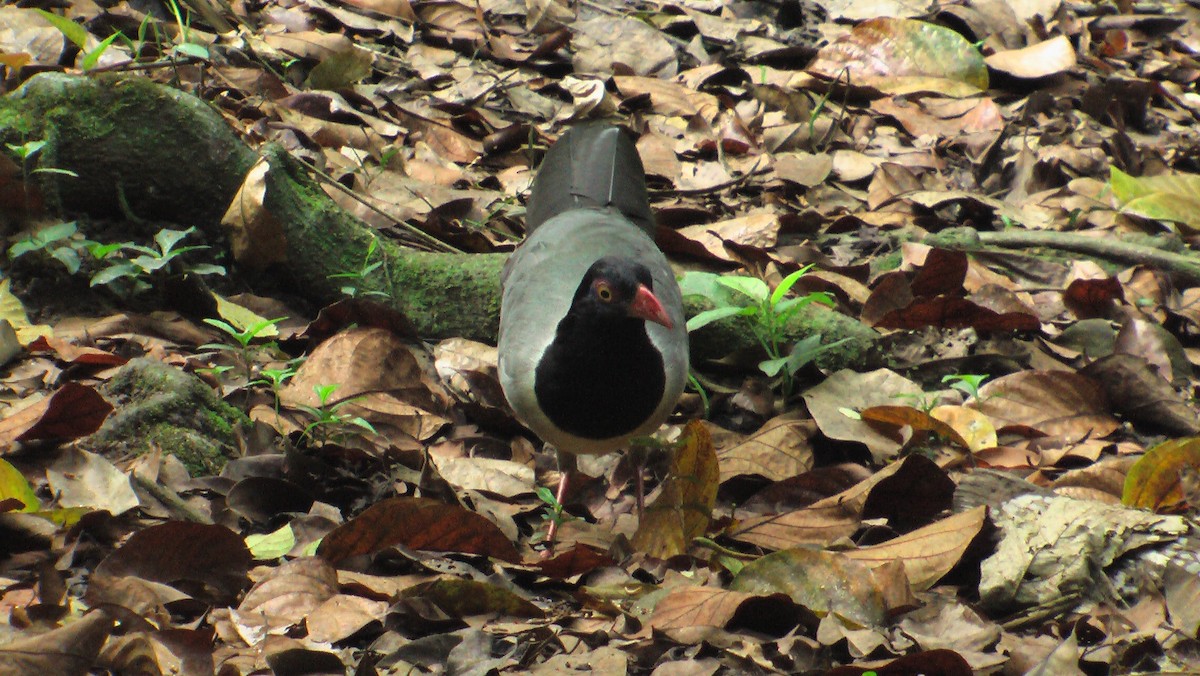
[544,469,569,547]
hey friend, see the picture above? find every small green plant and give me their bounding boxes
[328,239,389,299]
[251,361,303,414]
[7,221,94,274]
[6,140,78,212]
[682,267,845,395]
[892,391,938,414]
[942,373,988,401]
[200,316,288,383]
[90,227,225,295]
[163,0,209,61]
[6,140,79,179]
[535,486,572,539]
[297,384,377,446]
[32,10,121,71]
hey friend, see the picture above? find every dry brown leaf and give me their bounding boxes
[713,414,815,482]
[842,506,987,591]
[985,35,1076,80]
[675,212,780,262]
[971,370,1119,439]
[0,382,112,450]
[632,421,719,558]
[317,496,521,563]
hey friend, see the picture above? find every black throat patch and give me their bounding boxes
[534,312,666,441]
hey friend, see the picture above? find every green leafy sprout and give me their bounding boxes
[535,486,573,539]
[681,266,848,395]
[328,238,390,299]
[200,316,288,384]
[297,384,377,446]
[89,227,225,295]
[942,373,989,401]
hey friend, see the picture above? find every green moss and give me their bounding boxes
[145,423,228,476]
[89,358,250,476]
[1,73,256,226]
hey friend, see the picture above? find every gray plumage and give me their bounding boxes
[498,124,688,454]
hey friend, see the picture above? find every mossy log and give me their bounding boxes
[0,73,879,366]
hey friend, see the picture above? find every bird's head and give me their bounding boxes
[570,256,673,329]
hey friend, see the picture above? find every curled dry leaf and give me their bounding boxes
[971,371,1119,439]
[46,447,140,515]
[984,35,1077,79]
[842,506,987,591]
[0,382,112,449]
[1123,437,1200,511]
[306,593,391,643]
[930,405,998,453]
[632,420,719,558]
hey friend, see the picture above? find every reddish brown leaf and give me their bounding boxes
[875,295,1041,331]
[535,544,613,579]
[910,248,968,298]
[26,335,127,366]
[317,496,520,564]
[95,522,252,602]
[1063,276,1124,318]
[0,383,113,449]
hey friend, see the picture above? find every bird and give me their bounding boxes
[497,123,689,547]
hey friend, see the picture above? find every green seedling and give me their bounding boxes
[297,384,377,446]
[535,486,572,539]
[29,10,121,70]
[90,227,225,295]
[942,373,989,401]
[6,140,79,213]
[200,316,287,384]
[251,361,302,415]
[163,0,209,61]
[682,267,846,395]
[892,391,938,414]
[328,239,389,299]
[7,221,93,275]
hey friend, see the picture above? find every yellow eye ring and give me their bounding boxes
[596,283,613,301]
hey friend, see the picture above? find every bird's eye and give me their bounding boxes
[595,282,614,302]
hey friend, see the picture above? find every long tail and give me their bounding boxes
[525,123,654,237]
